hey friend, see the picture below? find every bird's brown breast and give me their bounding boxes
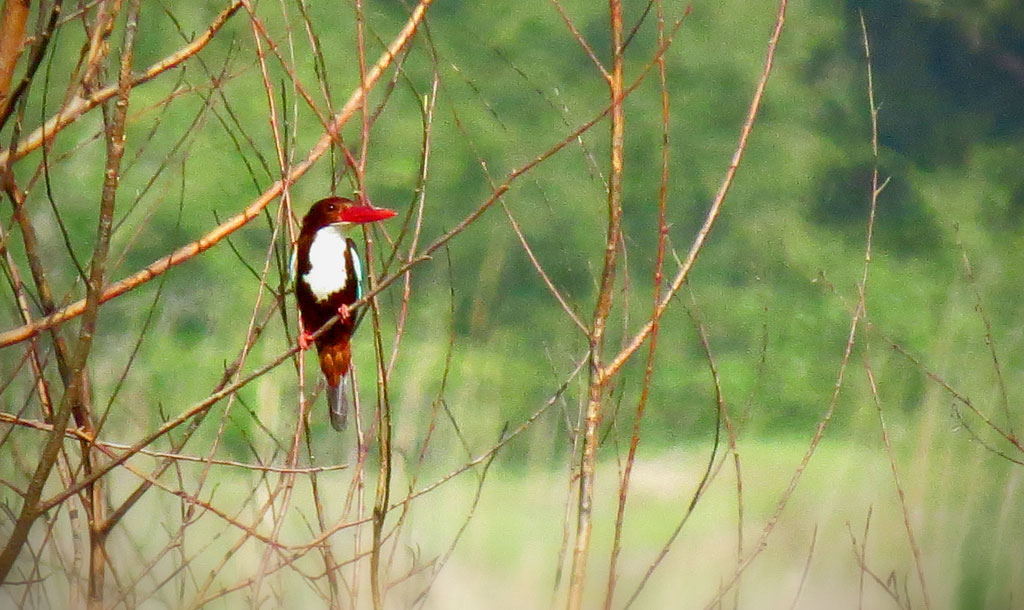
[315,326,352,385]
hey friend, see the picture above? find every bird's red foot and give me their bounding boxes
[337,304,352,324]
[298,330,313,351]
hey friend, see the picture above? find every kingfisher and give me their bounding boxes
[294,196,397,431]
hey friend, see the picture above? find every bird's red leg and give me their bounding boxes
[337,304,351,324]
[298,317,313,351]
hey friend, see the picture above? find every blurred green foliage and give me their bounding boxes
[3,0,1022,463]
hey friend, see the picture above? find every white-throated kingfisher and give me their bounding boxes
[294,196,397,431]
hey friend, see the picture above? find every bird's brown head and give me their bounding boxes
[301,197,398,233]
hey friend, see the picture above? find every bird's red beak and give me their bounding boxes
[339,205,398,224]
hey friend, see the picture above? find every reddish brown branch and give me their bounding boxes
[0,0,62,132]
[604,1,672,603]
[567,1,625,607]
[0,0,29,112]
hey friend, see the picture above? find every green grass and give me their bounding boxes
[5,416,1020,609]
[391,435,1021,609]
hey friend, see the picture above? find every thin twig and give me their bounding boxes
[859,14,931,609]
[787,526,817,610]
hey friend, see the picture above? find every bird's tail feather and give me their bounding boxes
[318,337,351,432]
[327,375,349,432]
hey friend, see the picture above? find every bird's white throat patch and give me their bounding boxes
[304,224,351,302]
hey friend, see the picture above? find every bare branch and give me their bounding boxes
[603,0,783,382]
[0,0,435,348]
[0,0,243,167]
